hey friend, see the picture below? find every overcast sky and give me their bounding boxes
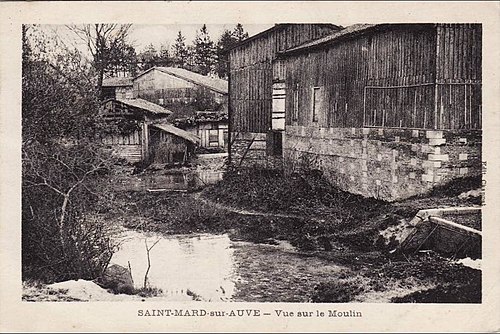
[129,24,275,52]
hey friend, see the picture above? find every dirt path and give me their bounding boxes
[193,193,323,222]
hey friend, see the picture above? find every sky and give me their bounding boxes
[128,24,275,52]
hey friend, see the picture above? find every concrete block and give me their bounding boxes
[434,147,441,155]
[460,167,469,175]
[410,158,417,166]
[376,179,381,186]
[320,128,325,138]
[459,153,468,160]
[428,154,449,162]
[422,160,442,168]
[395,136,400,143]
[392,149,399,158]
[378,128,384,135]
[350,175,355,181]
[421,174,433,182]
[429,138,446,146]
[300,127,306,136]
[459,138,468,144]
[351,128,356,135]
[412,129,420,138]
[409,172,416,179]
[362,171,368,178]
[340,168,345,174]
[420,144,432,153]
[362,140,367,148]
[350,139,354,146]
[362,128,370,135]
[426,130,443,139]
[377,154,382,161]
[362,164,368,172]
[392,175,398,183]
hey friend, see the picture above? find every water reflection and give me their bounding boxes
[112,230,237,301]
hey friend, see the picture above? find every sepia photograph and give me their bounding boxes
[20,20,483,304]
[1,1,499,332]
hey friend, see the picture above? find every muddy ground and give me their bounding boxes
[106,168,482,303]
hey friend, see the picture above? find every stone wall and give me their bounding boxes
[230,132,283,169]
[284,126,481,201]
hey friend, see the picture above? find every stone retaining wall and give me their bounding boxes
[284,126,481,201]
[230,132,283,169]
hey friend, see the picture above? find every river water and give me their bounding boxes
[111,229,346,302]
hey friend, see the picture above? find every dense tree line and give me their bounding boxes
[100,23,249,79]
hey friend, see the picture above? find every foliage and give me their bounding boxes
[193,24,216,75]
[137,43,174,72]
[67,24,134,91]
[22,25,117,283]
[216,24,248,79]
[172,31,190,68]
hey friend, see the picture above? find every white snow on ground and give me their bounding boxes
[47,280,192,301]
[456,257,482,270]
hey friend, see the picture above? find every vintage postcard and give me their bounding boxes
[1,1,499,332]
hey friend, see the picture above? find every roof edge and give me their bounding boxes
[227,23,343,53]
[279,23,438,56]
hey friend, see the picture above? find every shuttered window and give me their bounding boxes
[312,87,322,122]
[293,88,299,121]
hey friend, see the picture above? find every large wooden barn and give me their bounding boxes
[227,23,342,166]
[229,23,482,200]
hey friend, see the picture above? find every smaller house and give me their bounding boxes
[149,123,199,164]
[102,77,134,100]
[101,97,200,164]
[173,110,229,151]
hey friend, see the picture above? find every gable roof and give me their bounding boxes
[228,23,343,52]
[135,67,228,94]
[102,77,133,87]
[115,97,173,115]
[280,24,435,55]
[151,123,200,144]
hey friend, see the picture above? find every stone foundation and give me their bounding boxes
[284,126,481,201]
[230,132,283,169]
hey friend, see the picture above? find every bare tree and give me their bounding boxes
[143,238,161,289]
[67,24,133,93]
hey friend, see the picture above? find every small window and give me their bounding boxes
[312,87,322,122]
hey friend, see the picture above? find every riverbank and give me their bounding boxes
[104,168,481,303]
[24,166,481,302]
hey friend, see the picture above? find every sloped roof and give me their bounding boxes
[228,23,343,52]
[135,67,228,94]
[102,77,133,87]
[151,123,200,144]
[115,97,173,115]
[280,24,436,55]
[280,24,379,55]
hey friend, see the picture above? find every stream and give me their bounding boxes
[111,229,346,302]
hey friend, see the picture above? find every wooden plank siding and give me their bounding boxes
[229,24,341,133]
[283,24,481,130]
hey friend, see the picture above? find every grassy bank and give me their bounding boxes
[107,168,482,303]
